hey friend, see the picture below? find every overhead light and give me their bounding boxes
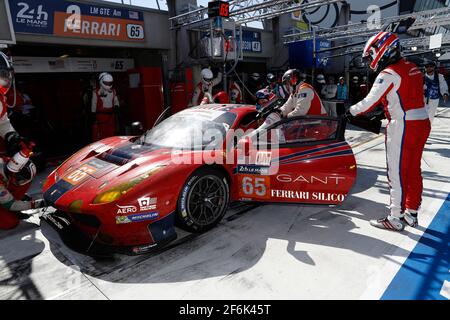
[411,46,418,51]
[436,52,441,57]
[59,54,69,59]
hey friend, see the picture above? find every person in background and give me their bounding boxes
[350,76,361,104]
[247,72,263,103]
[266,73,289,99]
[337,76,348,100]
[191,68,223,106]
[91,72,120,141]
[423,59,449,123]
[360,75,370,97]
[228,76,242,104]
[321,76,338,99]
[315,74,326,98]
[280,69,327,117]
[346,31,430,231]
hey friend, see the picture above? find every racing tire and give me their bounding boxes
[176,167,230,233]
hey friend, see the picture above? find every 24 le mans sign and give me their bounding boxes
[9,0,145,42]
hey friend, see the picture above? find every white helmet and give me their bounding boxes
[352,76,359,83]
[317,74,326,84]
[201,68,214,85]
[99,72,114,92]
[0,52,14,95]
[250,73,260,81]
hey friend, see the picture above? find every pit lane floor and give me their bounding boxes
[0,109,449,300]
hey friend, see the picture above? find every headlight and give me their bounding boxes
[92,164,166,204]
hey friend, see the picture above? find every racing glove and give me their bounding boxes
[31,199,47,209]
[343,110,354,121]
[5,132,30,156]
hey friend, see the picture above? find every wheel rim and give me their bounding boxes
[187,175,228,226]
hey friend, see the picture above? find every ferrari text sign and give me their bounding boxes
[9,0,145,42]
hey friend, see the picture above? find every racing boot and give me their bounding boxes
[370,215,405,231]
[401,209,418,228]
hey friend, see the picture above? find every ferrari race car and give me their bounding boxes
[42,103,357,255]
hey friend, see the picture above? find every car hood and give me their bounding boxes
[44,138,174,205]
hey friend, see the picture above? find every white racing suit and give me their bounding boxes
[349,59,431,218]
[424,72,448,123]
[191,72,223,106]
[0,94,16,141]
[280,82,327,117]
[229,82,242,104]
[257,112,285,144]
[0,159,39,212]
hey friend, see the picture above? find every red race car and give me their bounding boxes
[41,103,357,255]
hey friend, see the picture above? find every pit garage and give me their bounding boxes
[0,0,449,303]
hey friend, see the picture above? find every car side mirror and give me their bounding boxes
[131,121,144,136]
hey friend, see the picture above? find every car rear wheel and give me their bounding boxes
[176,168,229,233]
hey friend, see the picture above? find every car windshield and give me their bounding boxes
[139,108,237,149]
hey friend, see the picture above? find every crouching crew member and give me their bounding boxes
[0,145,45,230]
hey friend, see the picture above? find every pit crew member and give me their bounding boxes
[91,72,120,141]
[267,73,289,99]
[191,68,223,106]
[228,77,242,104]
[423,59,449,123]
[346,31,431,231]
[280,69,327,118]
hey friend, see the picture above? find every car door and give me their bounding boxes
[235,116,357,205]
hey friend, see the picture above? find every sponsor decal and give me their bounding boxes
[138,196,157,211]
[276,174,346,185]
[44,214,64,230]
[271,189,345,202]
[238,175,270,200]
[236,165,269,175]
[63,164,97,185]
[116,204,137,214]
[255,151,272,167]
[116,211,159,224]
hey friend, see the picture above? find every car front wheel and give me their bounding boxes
[176,168,229,233]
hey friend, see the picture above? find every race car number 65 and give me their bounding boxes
[127,24,144,39]
[242,176,266,196]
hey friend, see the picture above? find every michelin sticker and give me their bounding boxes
[116,212,160,224]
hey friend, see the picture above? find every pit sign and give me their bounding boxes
[9,0,145,42]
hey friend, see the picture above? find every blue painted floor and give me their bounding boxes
[382,193,450,300]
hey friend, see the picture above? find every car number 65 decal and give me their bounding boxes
[239,175,270,200]
[63,165,97,185]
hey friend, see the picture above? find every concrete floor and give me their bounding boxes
[0,108,449,300]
